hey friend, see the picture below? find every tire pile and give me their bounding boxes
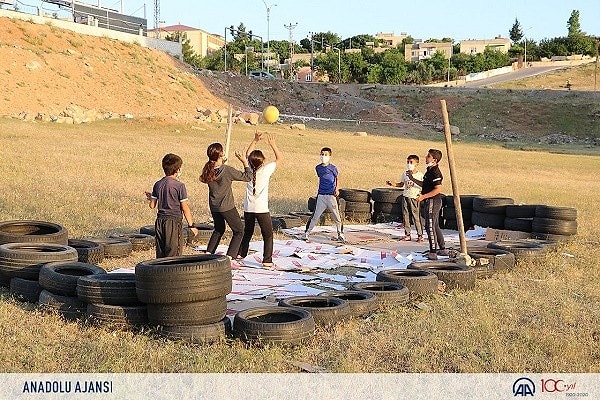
[441,195,476,231]
[370,187,404,223]
[338,189,372,223]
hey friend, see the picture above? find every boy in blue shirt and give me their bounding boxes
[302,147,344,242]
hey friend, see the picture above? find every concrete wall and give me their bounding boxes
[0,8,181,57]
[464,65,515,82]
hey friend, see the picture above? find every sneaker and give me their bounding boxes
[437,249,450,256]
[416,236,424,243]
[427,252,438,260]
[301,232,309,241]
[262,262,274,268]
[337,233,345,242]
[400,235,412,242]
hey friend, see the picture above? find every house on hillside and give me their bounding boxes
[148,24,223,57]
[460,36,511,54]
[404,41,452,62]
[375,32,409,48]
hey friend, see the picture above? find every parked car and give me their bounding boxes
[249,70,276,79]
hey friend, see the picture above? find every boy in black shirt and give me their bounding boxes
[410,149,448,260]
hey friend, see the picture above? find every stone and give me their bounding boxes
[355,131,368,137]
[290,123,306,130]
[450,125,460,136]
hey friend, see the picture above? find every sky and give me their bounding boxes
[84,0,599,43]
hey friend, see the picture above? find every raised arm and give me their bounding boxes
[267,133,282,165]
[246,131,262,158]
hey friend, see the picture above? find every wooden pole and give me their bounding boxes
[223,105,233,164]
[440,99,467,255]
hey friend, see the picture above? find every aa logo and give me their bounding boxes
[513,377,536,397]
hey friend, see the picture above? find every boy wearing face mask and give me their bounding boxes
[386,154,424,242]
[411,149,448,260]
[302,147,344,242]
[145,153,199,258]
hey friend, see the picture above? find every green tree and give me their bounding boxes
[567,10,582,37]
[379,49,407,84]
[509,18,523,42]
[165,32,200,67]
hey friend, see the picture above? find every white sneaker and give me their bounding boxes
[301,232,309,241]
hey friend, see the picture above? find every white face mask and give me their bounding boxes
[426,162,435,168]
[406,163,415,171]
[320,155,331,164]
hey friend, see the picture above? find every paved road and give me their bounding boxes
[461,66,564,88]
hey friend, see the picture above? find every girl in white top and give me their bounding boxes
[237,132,282,267]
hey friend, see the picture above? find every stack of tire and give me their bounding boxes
[306,196,347,225]
[38,261,105,320]
[78,273,149,329]
[442,195,477,231]
[370,188,404,223]
[503,204,538,233]
[0,220,76,303]
[86,237,133,258]
[135,254,232,344]
[408,261,476,291]
[471,196,514,229]
[338,189,372,224]
[531,205,577,241]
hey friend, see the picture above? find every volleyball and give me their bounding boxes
[262,105,279,124]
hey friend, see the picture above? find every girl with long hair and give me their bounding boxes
[200,142,252,259]
[237,132,282,267]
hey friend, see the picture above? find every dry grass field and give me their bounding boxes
[0,117,599,373]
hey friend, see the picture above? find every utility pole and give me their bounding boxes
[309,32,315,72]
[153,0,160,38]
[284,22,298,81]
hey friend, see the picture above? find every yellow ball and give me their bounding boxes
[263,105,279,124]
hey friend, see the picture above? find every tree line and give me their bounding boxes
[170,9,597,85]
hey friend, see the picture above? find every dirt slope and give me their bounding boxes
[0,17,226,120]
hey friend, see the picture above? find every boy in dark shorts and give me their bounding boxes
[410,149,448,260]
[145,153,198,258]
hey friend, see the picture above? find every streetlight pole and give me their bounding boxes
[333,47,341,83]
[261,0,277,74]
[523,26,532,68]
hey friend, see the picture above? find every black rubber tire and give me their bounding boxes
[442,206,473,222]
[233,306,315,345]
[157,316,232,344]
[0,273,10,288]
[535,205,577,221]
[38,289,87,320]
[532,217,577,236]
[466,246,516,277]
[10,277,43,303]
[278,296,351,326]
[350,281,410,305]
[0,243,78,280]
[146,297,226,326]
[371,212,401,223]
[376,269,438,296]
[39,261,106,296]
[338,188,371,203]
[109,233,155,251]
[344,211,372,223]
[370,187,403,203]
[318,290,377,317]
[505,205,538,219]
[272,215,304,229]
[0,220,68,245]
[487,240,546,262]
[408,263,476,290]
[139,225,156,236]
[530,232,574,242]
[471,211,505,229]
[77,273,141,306]
[344,201,372,213]
[135,254,231,304]
[444,195,477,210]
[373,201,402,215]
[87,303,148,327]
[86,238,133,258]
[67,239,105,265]
[503,217,533,232]
[186,223,214,245]
[472,197,514,214]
